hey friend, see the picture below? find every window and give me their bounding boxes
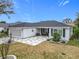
[63,28,65,37]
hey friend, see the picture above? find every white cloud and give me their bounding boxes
[62,0,69,6]
[58,0,70,7]
[58,0,65,7]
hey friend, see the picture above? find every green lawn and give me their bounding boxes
[67,40,79,47]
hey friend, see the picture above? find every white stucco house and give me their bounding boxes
[9,20,73,42]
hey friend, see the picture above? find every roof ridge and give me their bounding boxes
[9,20,71,27]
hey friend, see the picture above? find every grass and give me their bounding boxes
[67,39,79,47]
[0,41,79,59]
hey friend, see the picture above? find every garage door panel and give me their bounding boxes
[23,29,36,38]
[10,29,21,38]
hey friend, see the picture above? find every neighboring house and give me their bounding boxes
[0,23,9,32]
[9,20,73,41]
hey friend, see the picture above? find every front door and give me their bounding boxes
[41,28,49,36]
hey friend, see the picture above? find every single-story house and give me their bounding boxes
[9,20,73,41]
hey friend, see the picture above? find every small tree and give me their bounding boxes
[53,32,61,42]
[63,18,72,24]
[0,34,12,59]
[0,0,14,18]
[74,12,79,28]
[70,27,79,40]
[0,21,6,23]
[0,32,7,38]
[0,0,14,59]
[70,12,79,40]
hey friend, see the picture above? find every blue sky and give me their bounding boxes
[0,0,79,23]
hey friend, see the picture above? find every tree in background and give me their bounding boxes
[0,34,12,59]
[0,0,14,18]
[0,0,14,36]
[0,0,14,59]
[63,18,72,24]
[70,12,79,40]
[0,21,6,23]
[74,12,79,27]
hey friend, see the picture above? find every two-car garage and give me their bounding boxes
[9,27,37,38]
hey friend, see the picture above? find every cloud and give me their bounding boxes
[62,0,69,6]
[58,0,65,7]
[58,0,70,7]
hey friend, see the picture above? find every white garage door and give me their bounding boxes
[23,28,36,38]
[10,29,22,38]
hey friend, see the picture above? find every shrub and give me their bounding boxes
[69,34,76,40]
[53,32,61,42]
[0,32,8,38]
[74,27,79,39]
[0,34,12,59]
[60,40,67,43]
[0,29,9,38]
[70,27,79,40]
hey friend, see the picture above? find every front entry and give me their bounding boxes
[41,28,49,36]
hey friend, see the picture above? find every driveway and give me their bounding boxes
[13,36,49,46]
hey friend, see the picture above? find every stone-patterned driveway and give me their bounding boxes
[13,36,49,46]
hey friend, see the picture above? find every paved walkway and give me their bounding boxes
[0,36,49,46]
[13,36,49,46]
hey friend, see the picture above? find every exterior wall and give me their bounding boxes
[9,27,72,42]
[49,28,52,38]
[61,28,70,41]
[70,27,73,36]
[9,27,37,38]
[22,28,37,38]
[9,27,22,38]
[49,27,63,38]
[65,28,70,41]
[49,27,72,41]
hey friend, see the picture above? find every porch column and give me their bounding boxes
[21,28,23,38]
[40,28,41,35]
[49,28,51,38]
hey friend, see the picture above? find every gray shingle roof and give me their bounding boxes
[0,23,9,27]
[9,20,71,27]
